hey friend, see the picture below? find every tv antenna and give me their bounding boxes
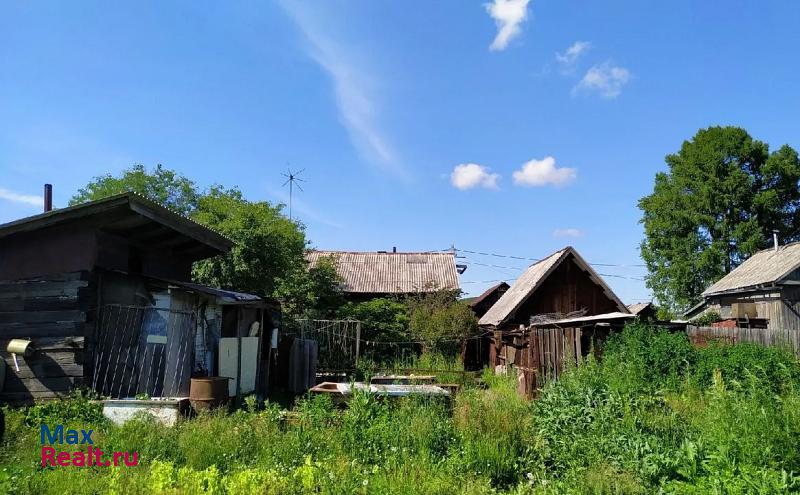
[281,167,305,220]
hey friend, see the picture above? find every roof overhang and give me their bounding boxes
[0,193,233,261]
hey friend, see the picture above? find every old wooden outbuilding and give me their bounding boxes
[0,192,278,403]
[475,246,630,370]
[688,241,800,330]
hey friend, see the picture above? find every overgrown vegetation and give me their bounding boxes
[3,325,799,494]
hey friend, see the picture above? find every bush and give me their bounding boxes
[689,310,721,326]
[692,341,800,393]
[602,324,696,393]
[338,297,412,362]
[408,291,478,357]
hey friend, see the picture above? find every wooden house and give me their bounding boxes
[305,250,463,302]
[477,246,630,369]
[0,192,278,404]
[690,241,800,330]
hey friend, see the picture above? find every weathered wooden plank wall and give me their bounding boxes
[687,325,800,356]
[0,272,91,403]
[515,327,582,397]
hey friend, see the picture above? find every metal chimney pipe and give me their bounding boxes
[773,230,779,251]
[44,184,53,212]
[393,246,397,253]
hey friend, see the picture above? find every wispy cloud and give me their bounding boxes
[450,163,500,190]
[555,41,591,73]
[573,62,631,99]
[553,228,583,238]
[512,157,576,187]
[280,3,403,177]
[485,0,531,51]
[0,187,41,208]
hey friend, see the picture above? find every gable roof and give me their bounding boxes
[478,246,628,326]
[306,250,460,294]
[467,282,510,308]
[703,242,800,296]
[0,192,232,260]
[627,302,653,316]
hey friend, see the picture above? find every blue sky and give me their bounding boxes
[2,1,799,302]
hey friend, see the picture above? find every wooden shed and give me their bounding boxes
[477,246,629,369]
[0,192,278,403]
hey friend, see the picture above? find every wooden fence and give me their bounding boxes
[686,325,800,356]
[515,327,582,398]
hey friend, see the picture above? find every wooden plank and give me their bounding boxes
[0,280,88,298]
[1,374,81,393]
[0,271,88,284]
[4,361,84,379]
[0,310,85,324]
[0,296,81,312]
[0,321,84,338]
[10,336,85,351]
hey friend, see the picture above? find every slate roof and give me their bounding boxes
[478,246,628,326]
[306,250,460,294]
[703,242,800,296]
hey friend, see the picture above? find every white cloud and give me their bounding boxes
[485,0,531,51]
[512,157,576,187]
[450,163,500,190]
[572,62,631,99]
[553,228,583,238]
[555,41,591,71]
[0,187,41,208]
[279,3,403,176]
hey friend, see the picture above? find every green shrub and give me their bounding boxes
[23,390,107,428]
[692,341,800,393]
[602,324,696,393]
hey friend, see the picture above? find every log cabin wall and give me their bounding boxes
[0,271,95,404]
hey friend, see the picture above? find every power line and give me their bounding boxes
[455,247,647,269]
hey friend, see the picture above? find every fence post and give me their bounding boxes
[354,321,361,365]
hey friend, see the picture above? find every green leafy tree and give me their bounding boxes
[639,126,800,315]
[70,164,199,215]
[274,254,344,321]
[191,186,306,297]
[407,290,478,357]
[337,297,410,362]
[71,164,308,299]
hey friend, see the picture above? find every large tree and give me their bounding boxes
[70,163,199,215]
[639,126,800,315]
[70,164,309,298]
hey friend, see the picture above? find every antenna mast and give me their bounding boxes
[281,167,305,220]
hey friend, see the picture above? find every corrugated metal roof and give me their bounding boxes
[703,242,800,296]
[306,251,460,294]
[478,246,628,327]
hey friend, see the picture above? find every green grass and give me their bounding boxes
[2,328,800,494]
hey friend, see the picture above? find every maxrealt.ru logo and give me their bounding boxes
[40,425,138,467]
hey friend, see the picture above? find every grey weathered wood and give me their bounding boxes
[0,310,85,324]
[0,321,85,338]
[0,280,88,298]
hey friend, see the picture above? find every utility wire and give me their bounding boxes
[454,247,648,269]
